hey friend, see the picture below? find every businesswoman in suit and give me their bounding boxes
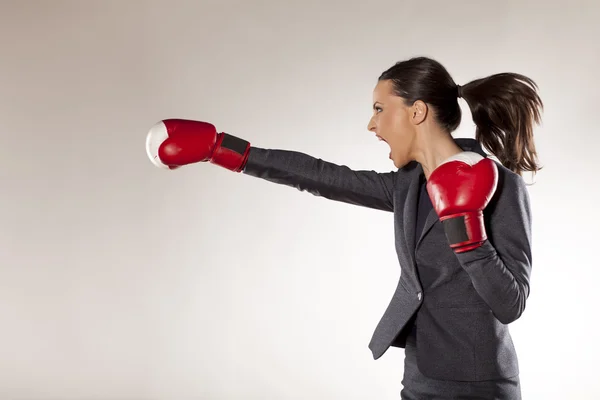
[146,56,542,399]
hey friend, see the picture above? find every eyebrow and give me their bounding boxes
[373,102,383,109]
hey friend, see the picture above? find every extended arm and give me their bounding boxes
[146,118,397,212]
[243,147,395,212]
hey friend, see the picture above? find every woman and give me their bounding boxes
[146,56,543,399]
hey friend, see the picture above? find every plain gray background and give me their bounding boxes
[2,0,599,399]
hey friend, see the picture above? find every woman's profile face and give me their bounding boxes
[367,79,418,168]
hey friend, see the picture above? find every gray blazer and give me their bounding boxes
[241,138,532,382]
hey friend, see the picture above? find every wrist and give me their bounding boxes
[440,211,487,252]
[211,133,251,172]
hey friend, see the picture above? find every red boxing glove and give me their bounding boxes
[146,119,251,172]
[426,152,498,253]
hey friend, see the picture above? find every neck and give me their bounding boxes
[412,127,463,179]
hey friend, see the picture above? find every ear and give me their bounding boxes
[410,100,428,125]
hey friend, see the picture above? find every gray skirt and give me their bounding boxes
[401,327,521,400]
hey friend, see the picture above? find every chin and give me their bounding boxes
[392,157,410,169]
[390,155,402,168]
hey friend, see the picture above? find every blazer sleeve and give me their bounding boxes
[242,147,396,212]
[454,170,533,324]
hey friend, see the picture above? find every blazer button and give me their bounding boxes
[417,292,422,301]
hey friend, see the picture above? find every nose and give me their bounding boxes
[367,116,376,132]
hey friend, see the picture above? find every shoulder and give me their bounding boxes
[488,159,532,217]
[492,159,528,193]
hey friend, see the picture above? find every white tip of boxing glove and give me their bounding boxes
[146,121,170,169]
[439,151,484,167]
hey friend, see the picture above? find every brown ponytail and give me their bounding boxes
[459,73,543,176]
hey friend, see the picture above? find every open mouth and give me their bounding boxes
[376,136,392,159]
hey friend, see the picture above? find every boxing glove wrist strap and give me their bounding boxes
[441,211,487,252]
[211,133,251,172]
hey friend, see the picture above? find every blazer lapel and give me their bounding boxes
[416,209,439,249]
[402,163,423,268]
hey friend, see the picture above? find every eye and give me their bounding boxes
[375,107,383,113]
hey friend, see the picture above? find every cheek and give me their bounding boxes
[380,113,399,135]
[384,115,409,148]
